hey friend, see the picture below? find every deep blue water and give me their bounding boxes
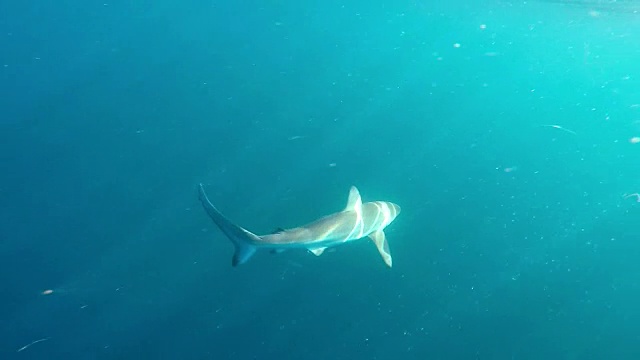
[2,1,640,359]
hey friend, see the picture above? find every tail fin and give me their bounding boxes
[197,184,261,266]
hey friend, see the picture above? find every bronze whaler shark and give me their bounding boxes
[198,184,401,267]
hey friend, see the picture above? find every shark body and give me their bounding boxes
[198,184,400,267]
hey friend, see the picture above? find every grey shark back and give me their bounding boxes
[198,184,401,267]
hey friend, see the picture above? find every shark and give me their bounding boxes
[197,184,401,267]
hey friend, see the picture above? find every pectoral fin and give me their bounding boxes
[368,230,392,268]
[309,247,327,256]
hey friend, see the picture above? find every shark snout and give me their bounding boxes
[389,202,401,217]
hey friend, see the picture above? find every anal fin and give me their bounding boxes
[368,230,392,268]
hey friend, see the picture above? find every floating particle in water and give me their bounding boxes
[479,24,487,30]
[624,193,640,202]
[453,43,461,48]
[41,289,54,295]
[541,124,577,136]
[17,338,49,353]
[630,137,640,144]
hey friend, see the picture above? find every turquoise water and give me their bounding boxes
[1,1,639,359]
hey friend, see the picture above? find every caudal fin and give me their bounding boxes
[197,184,261,266]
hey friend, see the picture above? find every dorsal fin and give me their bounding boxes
[345,186,362,211]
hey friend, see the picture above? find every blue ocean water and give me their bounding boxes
[1,0,640,359]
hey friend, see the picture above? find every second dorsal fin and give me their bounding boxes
[271,227,286,234]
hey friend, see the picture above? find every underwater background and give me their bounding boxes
[1,0,640,359]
